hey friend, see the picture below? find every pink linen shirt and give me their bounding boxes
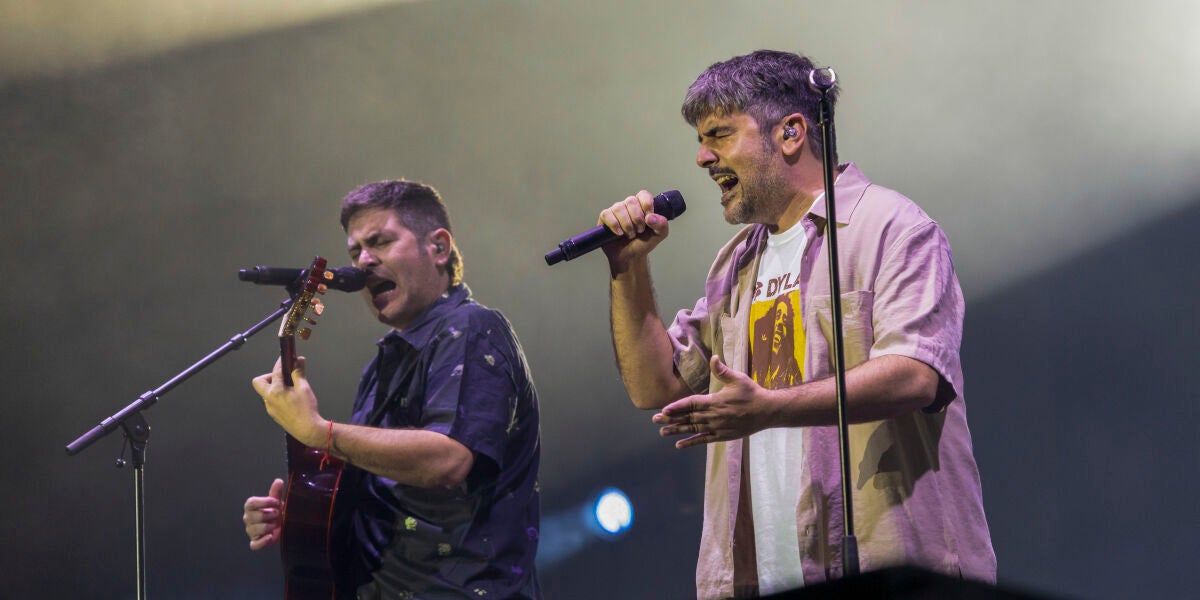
[668,164,996,599]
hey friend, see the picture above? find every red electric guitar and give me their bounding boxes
[277,256,346,600]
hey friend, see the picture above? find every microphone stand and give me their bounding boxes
[810,66,860,577]
[66,285,304,600]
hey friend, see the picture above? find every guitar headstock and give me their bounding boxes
[278,256,330,385]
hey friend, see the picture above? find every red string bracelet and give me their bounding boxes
[318,420,334,469]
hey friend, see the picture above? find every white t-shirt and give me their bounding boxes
[747,219,808,594]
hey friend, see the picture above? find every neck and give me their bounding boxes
[767,156,829,234]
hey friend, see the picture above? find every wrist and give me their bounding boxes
[608,254,650,281]
[762,385,797,429]
[303,418,331,449]
[317,419,337,468]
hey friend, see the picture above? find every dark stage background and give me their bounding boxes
[2,1,1197,598]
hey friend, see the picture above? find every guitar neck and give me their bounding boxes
[280,336,297,387]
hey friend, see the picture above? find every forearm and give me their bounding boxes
[313,422,474,489]
[609,258,689,409]
[769,354,939,427]
[259,358,474,489]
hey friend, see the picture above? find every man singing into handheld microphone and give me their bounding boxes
[241,180,542,599]
[595,50,995,598]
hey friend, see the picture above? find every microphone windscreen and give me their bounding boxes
[653,190,686,220]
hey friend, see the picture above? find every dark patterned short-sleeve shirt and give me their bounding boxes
[332,284,541,600]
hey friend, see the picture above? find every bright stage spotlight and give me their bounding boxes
[536,486,636,569]
[589,487,633,537]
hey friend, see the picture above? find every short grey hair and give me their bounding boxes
[682,50,839,160]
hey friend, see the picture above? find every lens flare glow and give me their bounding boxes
[593,488,633,535]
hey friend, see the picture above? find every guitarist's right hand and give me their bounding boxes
[243,478,285,550]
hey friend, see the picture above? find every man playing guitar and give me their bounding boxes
[242,180,542,599]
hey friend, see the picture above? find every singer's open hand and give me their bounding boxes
[652,355,778,449]
[252,357,326,448]
[597,190,671,272]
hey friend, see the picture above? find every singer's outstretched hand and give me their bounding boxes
[598,190,671,273]
[651,355,778,449]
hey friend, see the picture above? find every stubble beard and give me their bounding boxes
[723,149,791,226]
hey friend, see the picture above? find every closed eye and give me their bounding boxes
[348,232,395,262]
[698,126,734,143]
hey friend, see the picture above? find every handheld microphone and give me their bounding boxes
[237,265,367,292]
[545,190,686,265]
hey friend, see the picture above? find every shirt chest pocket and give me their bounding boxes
[805,290,875,378]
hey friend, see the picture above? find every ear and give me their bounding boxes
[427,228,453,267]
[779,113,808,157]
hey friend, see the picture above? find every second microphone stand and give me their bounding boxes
[810,66,860,577]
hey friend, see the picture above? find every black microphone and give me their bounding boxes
[545,190,686,265]
[237,265,367,292]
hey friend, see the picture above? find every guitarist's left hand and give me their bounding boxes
[253,357,327,448]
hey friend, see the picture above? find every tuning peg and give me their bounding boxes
[317,283,329,294]
[304,315,318,325]
[312,298,325,315]
[298,328,313,340]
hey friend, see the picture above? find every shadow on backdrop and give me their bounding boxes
[963,198,1199,600]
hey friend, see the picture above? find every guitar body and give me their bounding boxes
[275,257,347,600]
[281,429,345,600]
